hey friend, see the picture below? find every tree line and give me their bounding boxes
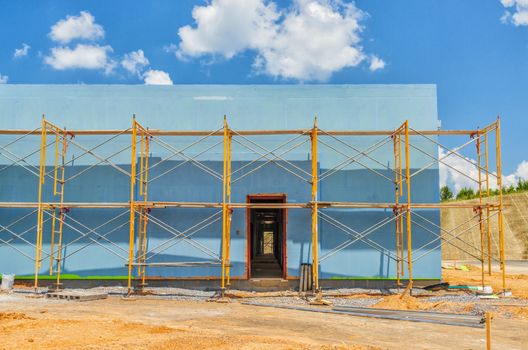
[440,178,528,201]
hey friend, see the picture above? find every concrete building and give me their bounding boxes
[0,84,440,289]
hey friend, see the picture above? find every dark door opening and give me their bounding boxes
[247,195,287,279]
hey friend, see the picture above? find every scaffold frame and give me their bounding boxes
[0,115,507,296]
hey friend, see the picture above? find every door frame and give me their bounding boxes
[246,193,288,279]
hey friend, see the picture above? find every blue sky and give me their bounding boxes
[0,0,527,188]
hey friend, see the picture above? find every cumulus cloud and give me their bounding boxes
[176,0,379,81]
[438,148,527,193]
[178,0,278,59]
[504,160,528,185]
[44,44,115,73]
[500,0,528,26]
[45,11,115,74]
[49,11,104,43]
[0,73,8,84]
[143,69,173,85]
[369,55,386,71]
[121,49,149,76]
[13,43,31,58]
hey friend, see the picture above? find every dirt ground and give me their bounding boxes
[1,265,528,350]
[0,293,527,349]
[442,263,528,299]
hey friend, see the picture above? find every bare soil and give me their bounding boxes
[442,264,528,299]
[1,265,528,349]
[1,291,528,350]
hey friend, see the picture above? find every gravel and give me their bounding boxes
[7,285,523,311]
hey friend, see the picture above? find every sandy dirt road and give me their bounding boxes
[1,293,527,350]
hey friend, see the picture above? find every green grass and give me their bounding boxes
[329,276,440,280]
[10,274,132,280]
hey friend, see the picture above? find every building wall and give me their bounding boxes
[0,85,440,280]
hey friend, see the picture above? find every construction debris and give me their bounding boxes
[242,301,485,328]
[46,291,108,302]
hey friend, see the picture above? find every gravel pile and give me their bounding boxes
[424,294,481,303]
[322,288,380,295]
[326,297,382,307]
[141,287,216,298]
[247,296,308,306]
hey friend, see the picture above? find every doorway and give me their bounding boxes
[247,194,287,279]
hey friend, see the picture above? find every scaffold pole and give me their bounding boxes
[127,115,138,294]
[311,117,319,292]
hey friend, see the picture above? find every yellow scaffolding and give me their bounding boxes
[310,117,319,291]
[34,118,71,290]
[0,115,508,295]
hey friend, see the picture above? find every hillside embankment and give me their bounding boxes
[441,192,528,260]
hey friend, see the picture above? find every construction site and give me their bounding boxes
[1,84,527,349]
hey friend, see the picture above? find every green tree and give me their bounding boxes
[440,185,453,202]
[517,179,528,192]
[456,187,475,200]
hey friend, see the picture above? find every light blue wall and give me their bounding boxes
[0,85,441,280]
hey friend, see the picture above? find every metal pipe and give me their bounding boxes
[127,116,137,293]
[486,312,492,350]
[404,120,413,293]
[311,117,319,291]
[495,116,506,292]
[243,302,484,328]
[0,128,481,136]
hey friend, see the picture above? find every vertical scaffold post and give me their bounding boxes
[495,116,506,292]
[53,128,68,290]
[49,134,58,276]
[393,128,404,287]
[311,117,319,292]
[393,134,400,287]
[137,125,150,288]
[476,129,485,288]
[226,126,232,288]
[484,134,491,276]
[34,116,47,290]
[49,132,59,276]
[398,130,404,280]
[127,115,138,294]
[221,116,228,296]
[404,120,413,294]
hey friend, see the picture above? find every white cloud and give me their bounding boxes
[515,160,528,178]
[44,44,115,73]
[163,43,178,54]
[143,69,173,85]
[0,73,8,84]
[369,55,385,71]
[500,0,528,26]
[503,160,528,186]
[13,43,31,58]
[121,49,149,76]
[258,0,366,81]
[49,11,105,43]
[176,0,378,81]
[177,0,278,59]
[438,148,527,193]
